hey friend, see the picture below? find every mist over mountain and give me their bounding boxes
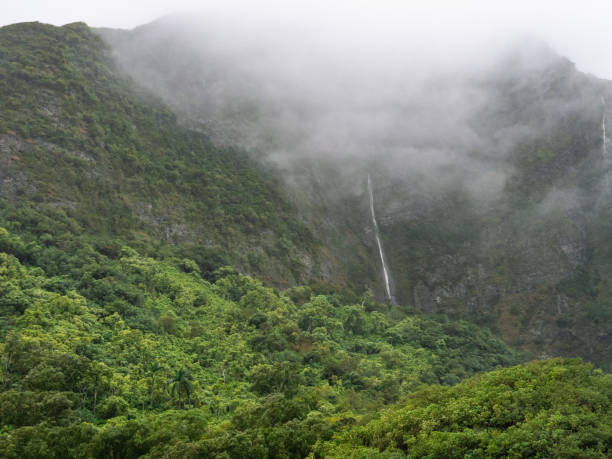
[98,13,612,366]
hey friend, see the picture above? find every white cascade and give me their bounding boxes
[603,97,610,191]
[367,175,395,304]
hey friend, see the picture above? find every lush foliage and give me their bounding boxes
[0,21,316,286]
[0,21,610,458]
[0,224,521,457]
[320,358,612,458]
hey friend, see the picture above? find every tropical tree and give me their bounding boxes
[167,368,194,409]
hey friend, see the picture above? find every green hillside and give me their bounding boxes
[0,225,520,457]
[0,20,611,458]
[0,21,319,287]
[0,22,520,458]
[320,358,612,458]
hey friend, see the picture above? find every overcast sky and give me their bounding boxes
[3,0,612,79]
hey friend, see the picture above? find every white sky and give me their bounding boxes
[3,0,612,79]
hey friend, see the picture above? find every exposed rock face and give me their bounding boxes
[414,280,436,313]
[98,21,612,368]
[372,130,611,366]
[0,135,36,199]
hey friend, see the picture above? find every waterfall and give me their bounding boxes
[603,97,610,191]
[367,175,395,304]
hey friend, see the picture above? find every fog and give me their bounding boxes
[5,1,609,207]
[97,6,610,205]
[6,3,612,197]
[6,1,612,79]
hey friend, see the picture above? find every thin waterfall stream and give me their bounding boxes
[603,97,610,191]
[367,175,395,304]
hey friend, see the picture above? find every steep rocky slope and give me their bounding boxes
[373,55,612,366]
[100,19,612,369]
[0,21,332,287]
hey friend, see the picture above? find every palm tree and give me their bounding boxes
[167,368,193,409]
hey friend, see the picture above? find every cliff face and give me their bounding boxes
[0,21,335,287]
[371,56,612,366]
[98,20,612,368]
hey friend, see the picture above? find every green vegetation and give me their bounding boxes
[0,225,520,457]
[0,219,609,457]
[0,21,611,458]
[0,21,317,286]
[320,358,612,458]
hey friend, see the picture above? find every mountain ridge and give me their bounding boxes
[0,20,333,288]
